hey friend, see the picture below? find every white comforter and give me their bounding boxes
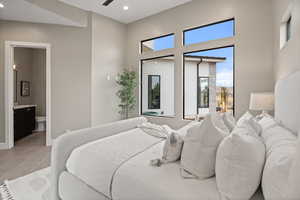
[66,127,264,200]
[66,128,162,198]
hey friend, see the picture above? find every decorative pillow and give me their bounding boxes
[236,111,254,126]
[177,121,202,138]
[259,120,297,199]
[287,133,300,199]
[222,112,236,132]
[259,115,278,132]
[216,122,266,200]
[162,131,184,163]
[245,118,262,136]
[180,113,229,179]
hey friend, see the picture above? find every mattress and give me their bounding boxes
[66,127,264,200]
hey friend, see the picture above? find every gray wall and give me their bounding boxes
[32,49,46,116]
[0,12,127,143]
[272,0,300,81]
[13,48,46,116]
[0,19,92,142]
[91,13,127,126]
[14,48,34,105]
[126,0,275,129]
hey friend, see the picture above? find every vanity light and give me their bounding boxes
[123,6,129,10]
[0,3,4,8]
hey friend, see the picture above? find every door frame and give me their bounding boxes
[5,41,52,148]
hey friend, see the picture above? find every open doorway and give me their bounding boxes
[5,41,51,149]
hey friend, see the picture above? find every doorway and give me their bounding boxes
[5,41,51,148]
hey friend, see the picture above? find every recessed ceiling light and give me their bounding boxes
[0,3,4,8]
[123,6,129,10]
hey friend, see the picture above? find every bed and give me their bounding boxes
[51,70,300,200]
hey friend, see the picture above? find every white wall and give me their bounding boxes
[142,59,175,116]
[91,13,127,126]
[184,61,197,117]
[272,0,300,81]
[126,0,274,129]
[184,61,211,117]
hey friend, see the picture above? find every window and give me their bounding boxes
[184,46,234,120]
[141,56,175,117]
[141,34,175,53]
[184,19,235,46]
[148,75,161,109]
[280,14,292,49]
[198,77,209,108]
[287,16,292,41]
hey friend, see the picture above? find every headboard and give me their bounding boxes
[275,70,300,135]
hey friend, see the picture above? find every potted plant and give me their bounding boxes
[116,69,137,119]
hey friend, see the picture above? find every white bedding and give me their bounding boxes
[66,128,162,198]
[112,142,221,200]
[66,126,264,200]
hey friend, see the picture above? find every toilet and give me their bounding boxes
[35,116,46,132]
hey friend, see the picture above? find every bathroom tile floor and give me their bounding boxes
[0,132,51,183]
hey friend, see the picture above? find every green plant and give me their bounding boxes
[116,69,137,119]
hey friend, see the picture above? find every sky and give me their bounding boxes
[152,20,234,87]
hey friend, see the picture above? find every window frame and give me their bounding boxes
[183,18,235,46]
[183,45,235,120]
[148,75,161,110]
[140,54,175,118]
[140,33,175,54]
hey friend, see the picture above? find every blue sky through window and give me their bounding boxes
[151,20,234,88]
[186,47,234,87]
[153,35,174,51]
[184,20,234,45]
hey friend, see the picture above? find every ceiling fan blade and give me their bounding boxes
[102,0,114,6]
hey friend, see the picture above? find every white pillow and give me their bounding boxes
[216,123,266,200]
[236,111,254,127]
[222,112,236,132]
[259,115,278,131]
[245,118,262,136]
[180,113,229,179]
[162,131,184,163]
[177,121,202,138]
[259,121,297,199]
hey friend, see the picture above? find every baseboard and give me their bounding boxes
[0,143,8,150]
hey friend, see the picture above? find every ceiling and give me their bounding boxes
[0,0,81,26]
[58,0,193,24]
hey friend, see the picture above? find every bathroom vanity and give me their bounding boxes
[14,105,36,141]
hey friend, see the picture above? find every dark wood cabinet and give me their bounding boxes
[14,106,36,141]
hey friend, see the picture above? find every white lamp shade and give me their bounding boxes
[249,92,274,111]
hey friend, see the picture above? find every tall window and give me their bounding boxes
[184,46,234,120]
[141,56,175,117]
[148,75,161,109]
